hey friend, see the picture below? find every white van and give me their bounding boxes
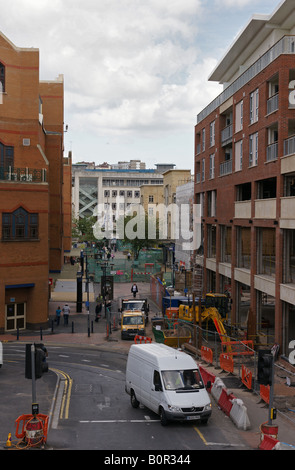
[125,343,212,425]
[0,341,3,368]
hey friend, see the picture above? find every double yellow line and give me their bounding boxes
[50,368,73,420]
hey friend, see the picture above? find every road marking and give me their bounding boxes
[193,426,245,447]
[80,419,159,424]
[50,368,73,421]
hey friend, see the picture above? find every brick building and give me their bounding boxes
[194,0,295,354]
[0,31,69,332]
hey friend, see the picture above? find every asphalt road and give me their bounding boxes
[1,342,253,452]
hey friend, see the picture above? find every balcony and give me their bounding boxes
[266,142,278,162]
[254,198,276,219]
[0,167,47,183]
[284,135,295,157]
[219,159,232,177]
[234,200,251,219]
[221,124,233,146]
[267,93,279,114]
[281,196,295,229]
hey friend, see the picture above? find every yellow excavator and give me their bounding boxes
[178,303,232,352]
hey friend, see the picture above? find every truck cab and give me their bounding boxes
[119,298,150,324]
[120,310,146,340]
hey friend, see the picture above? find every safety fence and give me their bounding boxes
[84,248,162,283]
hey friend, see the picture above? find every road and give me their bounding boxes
[1,342,253,452]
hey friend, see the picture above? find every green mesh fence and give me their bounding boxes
[83,248,163,283]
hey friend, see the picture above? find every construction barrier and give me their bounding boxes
[199,367,251,430]
[259,435,280,450]
[222,340,254,356]
[260,422,279,441]
[199,365,215,391]
[201,346,213,364]
[241,364,253,390]
[211,377,225,402]
[15,414,49,447]
[260,384,270,404]
[230,398,250,430]
[134,335,152,344]
[218,388,236,416]
[220,353,234,373]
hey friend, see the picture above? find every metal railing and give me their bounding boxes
[284,135,295,156]
[266,142,278,162]
[197,35,295,124]
[0,167,47,183]
[219,159,232,176]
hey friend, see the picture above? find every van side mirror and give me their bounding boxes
[155,384,162,392]
[206,381,211,389]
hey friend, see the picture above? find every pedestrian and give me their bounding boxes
[95,300,102,322]
[127,252,131,260]
[62,303,70,326]
[131,283,138,298]
[55,306,61,326]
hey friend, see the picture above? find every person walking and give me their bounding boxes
[131,283,138,298]
[55,306,61,326]
[62,303,70,326]
[95,299,102,322]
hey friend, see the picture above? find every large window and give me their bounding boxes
[2,207,38,241]
[0,142,14,168]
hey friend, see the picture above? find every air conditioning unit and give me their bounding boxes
[23,138,31,147]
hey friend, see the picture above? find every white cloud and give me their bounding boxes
[0,0,277,166]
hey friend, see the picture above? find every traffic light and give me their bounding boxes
[25,343,48,379]
[257,349,273,386]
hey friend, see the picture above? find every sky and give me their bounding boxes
[0,0,280,171]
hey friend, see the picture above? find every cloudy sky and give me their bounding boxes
[1,0,279,170]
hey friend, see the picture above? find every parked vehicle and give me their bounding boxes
[0,341,3,368]
[120,311,145,340]
[125,343,212,425]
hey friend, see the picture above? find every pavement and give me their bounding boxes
[1,258,295,450]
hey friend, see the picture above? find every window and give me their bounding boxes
[202,128,205,151]
[209,154,215,179]
[209,121,215,147]
[2,207,38,241]
[201,158,205,182]
[235,100,243,132]
[250,89,259,124]
[149,195,154,203]
[0,62,5,93]
[249,132,258,167]
[235,140,243,171]
[0,142,14,168]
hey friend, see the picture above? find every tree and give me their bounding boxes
[72,216,97,242]
[122,209,159,259]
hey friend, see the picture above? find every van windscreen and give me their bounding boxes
[161,369,204,391]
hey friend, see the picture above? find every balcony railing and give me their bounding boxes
[0,167,47,183]
[197,35,295,124]
[220,159,232,176]
[221,124,233,145]
[284,135,295,156]
[266,142,278,162]
[267,93,279,114]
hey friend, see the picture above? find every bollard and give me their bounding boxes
[72,321,74,333]
[40,327,43,340]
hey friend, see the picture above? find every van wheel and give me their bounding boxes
[159,407,168,426]
[130,391,139,408]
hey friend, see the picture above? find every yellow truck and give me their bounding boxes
[120,310,146,340]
